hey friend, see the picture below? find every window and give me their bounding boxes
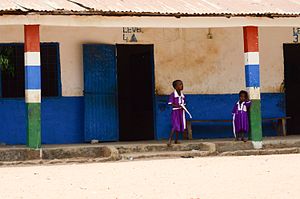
[0,43,60,98]
[40,44,60,97]
[0,44,24,98]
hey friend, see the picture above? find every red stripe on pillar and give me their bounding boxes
[24,25,40,52]
[243,26,259,52]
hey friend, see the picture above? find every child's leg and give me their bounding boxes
[175,132,180,144]
[240,131,244,140]
[240,132,244,141]
[167,130,175,146]
[245,131,249,141]
[237,132,241,141]
[235,133,238,141]
[241,131,248,142]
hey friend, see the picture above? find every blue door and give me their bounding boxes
[83,44,118,141]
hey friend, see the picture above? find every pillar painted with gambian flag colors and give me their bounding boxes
[24,25,41,149]
[243,26,263,149]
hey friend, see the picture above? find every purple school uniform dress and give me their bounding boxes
[168,91,186,132]
[232,101,252,136]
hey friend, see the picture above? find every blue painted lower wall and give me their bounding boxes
[0,93,285,144]
[0,97,84,145]
[155,93,286,140]
[41,97,84,144]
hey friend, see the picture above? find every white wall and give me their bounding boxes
[0,26,293,96]
[259,27,293,93]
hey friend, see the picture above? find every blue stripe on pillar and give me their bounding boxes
[245,64,260,87]
[25,66,41,89]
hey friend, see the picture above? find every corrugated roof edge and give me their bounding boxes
[0,10,300,18]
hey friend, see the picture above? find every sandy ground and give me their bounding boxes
[0,154,300,199]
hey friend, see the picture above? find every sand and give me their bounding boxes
[0,154,300,199]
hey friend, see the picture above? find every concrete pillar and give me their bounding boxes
[243,26,263,149]
[24,25,41,149]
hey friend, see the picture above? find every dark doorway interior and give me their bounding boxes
[117,44,155,141]
[283,44,300,135]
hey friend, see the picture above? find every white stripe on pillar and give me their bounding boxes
[25,89,41,103]
[244,52,259,65]
[24,52,41,66]
[247,87,261,100]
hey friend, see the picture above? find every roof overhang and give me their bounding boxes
[0,15,300,28]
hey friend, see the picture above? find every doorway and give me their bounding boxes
[283,44,300,135]
[117,44,155,141]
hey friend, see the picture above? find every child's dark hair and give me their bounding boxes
[239,90,248,98]
[172,80,182,89]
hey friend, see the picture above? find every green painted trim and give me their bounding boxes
[249,99,262,141]
[26,103,41,149]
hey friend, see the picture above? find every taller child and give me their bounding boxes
[167,80,186,146]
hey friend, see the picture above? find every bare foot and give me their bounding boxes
[167,142,172,147]
[175,141,181,144]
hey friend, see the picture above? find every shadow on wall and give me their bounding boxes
[155,93,286,139]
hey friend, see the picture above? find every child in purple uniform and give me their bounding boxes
[167,80,186,146]
[232,90,251,142]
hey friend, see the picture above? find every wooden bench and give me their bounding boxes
[186,117,291,140]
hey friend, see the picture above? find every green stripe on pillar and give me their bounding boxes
[249,99,262,141]
[26,103,41,149]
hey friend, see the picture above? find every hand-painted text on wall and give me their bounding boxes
[123,27,142,42]
[293,28,300,43]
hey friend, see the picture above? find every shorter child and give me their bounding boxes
[232,90,251,142]
[167,80,186,146]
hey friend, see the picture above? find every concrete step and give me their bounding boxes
[42,146,112,159]
[0,156,118,167]
[214,141,254,153]
[219,147,300,156]
[263,140,300,149]
[121,147,300,161]
[0,145,116,162]
[115,142,214,154]
[2,137,300,165]
[121,150,213,160]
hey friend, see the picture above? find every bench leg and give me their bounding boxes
[187,121,192,140]
[274,120,281,136]
[282,118,287,136]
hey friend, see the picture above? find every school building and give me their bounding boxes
[0,0,300,148]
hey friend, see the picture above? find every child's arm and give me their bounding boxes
[171,103,180,108]
[245,94,251,105]
[245,100,252,108]
[168,94,180,108]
